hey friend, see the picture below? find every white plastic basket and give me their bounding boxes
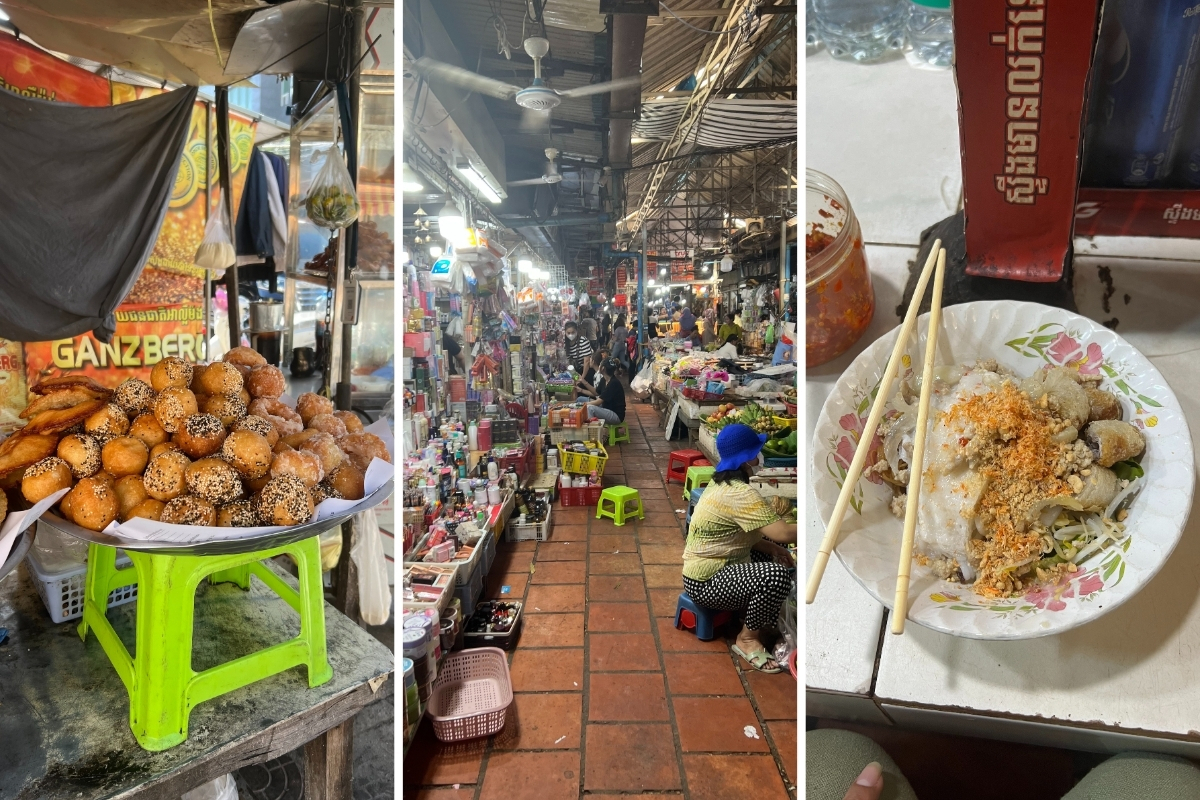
[505,506,552,542]
[25,522,137,624]
[428,647,513,742]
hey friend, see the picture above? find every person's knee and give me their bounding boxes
[807,729,917,800]
[1067,751,1200,799]
[755,563,792,591]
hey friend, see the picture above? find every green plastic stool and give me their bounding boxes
[78,536,332,752]
[595,486,645,527]
[683,465,715,501]
[607,421,632,447]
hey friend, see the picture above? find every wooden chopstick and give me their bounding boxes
[891,247,946,634]
[805,239,943,605]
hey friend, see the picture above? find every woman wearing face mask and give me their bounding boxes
[564,320,593,373]
[683,423,795,673]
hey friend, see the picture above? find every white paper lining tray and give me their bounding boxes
[0,529,33,579]
[38,477,394,556]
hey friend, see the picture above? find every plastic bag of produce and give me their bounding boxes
[193,191,236,273]
[352,507,391,626]
[304,146,360,229]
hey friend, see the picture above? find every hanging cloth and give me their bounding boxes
[235,145,273,264]
[264,151,289,216]
[0,85,197,342]
[260,151,288,263]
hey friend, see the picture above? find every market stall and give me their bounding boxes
[0,6,397,797]
[401,0,796,792]
[400,236,624,748]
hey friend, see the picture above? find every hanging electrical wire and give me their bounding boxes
[659,0,757,36]
[486,0,515,59]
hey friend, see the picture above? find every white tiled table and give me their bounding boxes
[807,50,1200,755]
[805,245,913,726]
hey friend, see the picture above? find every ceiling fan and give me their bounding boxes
[508,148,571,187]
[413,36,641,131]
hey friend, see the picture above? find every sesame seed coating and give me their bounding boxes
[185,458,243,504]
[26,456,68,479]
[161,495,216,526]
[113,379,156,416]
[255,474,314,526]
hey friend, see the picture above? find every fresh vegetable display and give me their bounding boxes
[762,429,797,458]
[739,402,779,435]
[704,403,740,430]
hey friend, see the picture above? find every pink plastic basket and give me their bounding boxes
[428,647,514,742]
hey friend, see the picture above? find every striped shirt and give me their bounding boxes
[683,480,780,581]
[565,335,593,368]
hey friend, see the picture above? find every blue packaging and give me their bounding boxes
[1082,0,1200,187]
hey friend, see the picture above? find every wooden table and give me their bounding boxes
[0,558,393,800]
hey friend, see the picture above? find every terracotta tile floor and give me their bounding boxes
[404,402,796,798]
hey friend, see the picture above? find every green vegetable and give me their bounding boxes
[305,185,361,228]
[1036,554,1065,571]
[1112,460,1144,481]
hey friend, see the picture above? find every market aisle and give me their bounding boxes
[403,400,797,799]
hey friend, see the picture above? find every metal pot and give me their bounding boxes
[248,301,283,331]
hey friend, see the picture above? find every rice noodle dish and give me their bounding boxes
[868,359,1147,598]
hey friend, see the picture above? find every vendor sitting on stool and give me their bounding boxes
[585,358,625,424]
[683,423,795,673]
[575,350,607,400]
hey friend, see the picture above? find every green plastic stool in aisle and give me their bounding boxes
[683,465,715,501]
[78,537,332,752]
[595,486,645,527]
[607,421,631,447]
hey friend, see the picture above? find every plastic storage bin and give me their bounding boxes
[454,563,485,612]
[26,522,137,624]
[481,532,497,577]
[557,442,609,476]
[464,601,523,651]
[452,538,486,586]
[559,485,603,507]
[505,506,552,542]
[428,647,514,742]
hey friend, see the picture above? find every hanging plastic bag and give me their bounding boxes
[630,364,654,394]
[304,146,360,229]
[318,528,343,572]
[194,191,236,274]
[351,507,391,626]
[449,259,467,294]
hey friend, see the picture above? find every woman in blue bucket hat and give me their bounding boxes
[682,423,796,673]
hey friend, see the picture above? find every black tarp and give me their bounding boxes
[0,85,198,342]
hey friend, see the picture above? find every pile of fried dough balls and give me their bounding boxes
[7,348,390,531]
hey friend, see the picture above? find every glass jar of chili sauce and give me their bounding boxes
[806,169,874,367]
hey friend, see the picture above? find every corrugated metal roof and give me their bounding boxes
[404,0,795,274]
[622,5,797,226]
